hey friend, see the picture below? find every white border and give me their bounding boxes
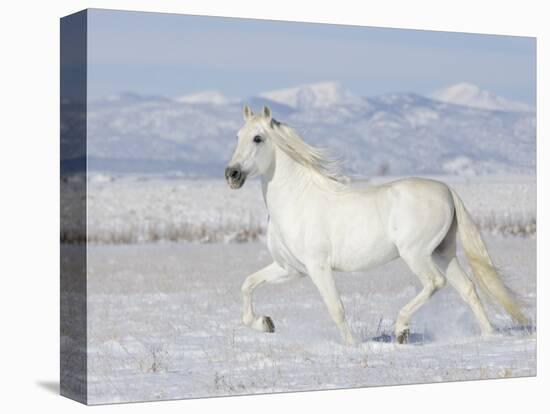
[0,1,546,412]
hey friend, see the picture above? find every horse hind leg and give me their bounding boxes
[395,254,447,344]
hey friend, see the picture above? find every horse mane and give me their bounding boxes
[264,118,349,187]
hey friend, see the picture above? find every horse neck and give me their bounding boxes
[261,146,314,211]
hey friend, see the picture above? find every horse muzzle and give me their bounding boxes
[225,165,247,189]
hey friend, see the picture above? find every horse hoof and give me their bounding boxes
[262,316,275,333]
[396,329,410,344]
[250,316,275,333]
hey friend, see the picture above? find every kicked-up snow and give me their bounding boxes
[80,236,535,404]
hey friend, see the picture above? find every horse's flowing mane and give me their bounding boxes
[266,119,349,186]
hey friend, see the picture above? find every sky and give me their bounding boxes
[87,9,536,104]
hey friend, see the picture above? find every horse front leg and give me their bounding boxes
[241,262,296,333]
[306,260,358,345]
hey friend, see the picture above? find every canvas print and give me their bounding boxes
[60,9,536,405]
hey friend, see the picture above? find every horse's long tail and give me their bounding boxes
[450,189,527,324]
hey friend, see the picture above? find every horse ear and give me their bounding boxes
[243,105,253,121]
[262,106,272,121]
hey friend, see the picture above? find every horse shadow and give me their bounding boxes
[368,330,433,345]
[366,323,535,345]
[495,324,536,336]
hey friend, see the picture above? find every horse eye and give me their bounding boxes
[253,135,262,144]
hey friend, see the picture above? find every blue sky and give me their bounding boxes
[87,9,536,103]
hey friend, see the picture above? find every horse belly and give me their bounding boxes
[333,233,398,272]
[331,221,398,272]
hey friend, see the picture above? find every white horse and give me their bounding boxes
[225,105,526,345]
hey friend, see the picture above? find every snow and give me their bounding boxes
[259,81,368,109]
[430,82,533,112]
[78,235,535,404]
[58,173,537,404]
[175,91,234,105]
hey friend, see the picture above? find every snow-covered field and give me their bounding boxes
[82,236,535,404]
[58,174,537,404]
[61,174,537,244]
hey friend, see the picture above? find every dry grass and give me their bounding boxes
[61,212,535,245]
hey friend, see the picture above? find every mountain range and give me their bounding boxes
[430,82,533,112]
[62,82,535,177]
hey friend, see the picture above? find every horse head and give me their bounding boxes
[225,105,276,189]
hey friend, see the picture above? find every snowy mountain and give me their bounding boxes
[102,92,170,104]
[61,82,536,177]
[430,82,533,112]
[259,81,368,110]
[176,91,234,105]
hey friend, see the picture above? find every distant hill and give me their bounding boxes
[175,91,235,105]
[259,81,369,110]
[63,81,535,176]
[430,82,533,112]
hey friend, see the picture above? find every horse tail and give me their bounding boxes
[450,189,527,324]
